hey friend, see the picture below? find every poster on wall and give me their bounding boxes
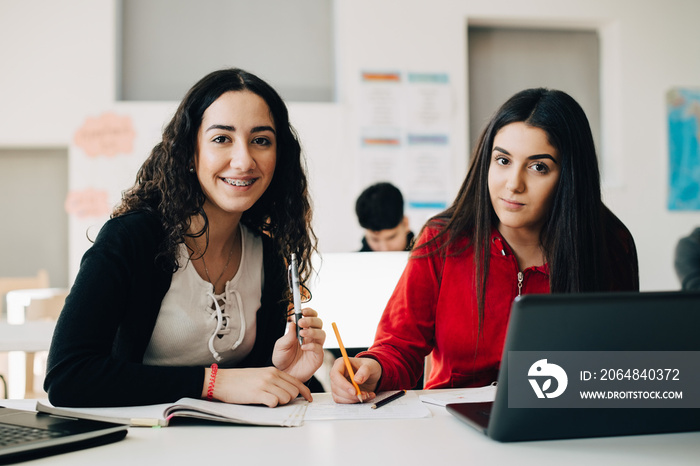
[358,71,453,228]
[405,72,452,210]
[67,112,137,220]
[667,87,700,210]
[66,104,177,278]
[358,72,404,184]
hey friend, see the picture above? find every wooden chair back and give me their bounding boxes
[0,269,50,315]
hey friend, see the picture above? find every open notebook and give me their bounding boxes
[36,397,307,427]
[36,391,431,428]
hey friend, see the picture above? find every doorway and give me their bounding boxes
[468,26,600,156]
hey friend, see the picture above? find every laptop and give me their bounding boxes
[447,291,700,442]
[0,405,127,463]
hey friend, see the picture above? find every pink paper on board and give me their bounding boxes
[73,112,136,157]
[64,188,112,218]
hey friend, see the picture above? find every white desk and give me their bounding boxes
[2,393,699,465]
[0,321,55,352]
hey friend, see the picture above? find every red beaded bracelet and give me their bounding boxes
[206,363,218,401]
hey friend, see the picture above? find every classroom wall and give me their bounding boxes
[1,0,699,290]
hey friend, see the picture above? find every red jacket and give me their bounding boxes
[361,226,549,390]
[362,220,638,391]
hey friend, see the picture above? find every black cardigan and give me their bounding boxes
[44,211,288,407]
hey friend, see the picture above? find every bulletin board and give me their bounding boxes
[357,71,455,226]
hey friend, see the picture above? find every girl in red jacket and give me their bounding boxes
[330,88,639,403]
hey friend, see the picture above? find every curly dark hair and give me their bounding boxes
[112,68,317,286]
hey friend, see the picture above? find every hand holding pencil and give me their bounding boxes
[329,322,382,404]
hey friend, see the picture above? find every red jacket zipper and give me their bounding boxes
[494,235,524,296]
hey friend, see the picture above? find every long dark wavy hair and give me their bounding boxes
[418,88,638,328]
[112,68,317,286]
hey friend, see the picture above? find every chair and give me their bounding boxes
[24,290,66,322]
[22,289,68,398]
[0,270,51,399]
[0,270,50,314]
[424,353,433,388]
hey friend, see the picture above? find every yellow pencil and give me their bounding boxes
[331,322,363,403]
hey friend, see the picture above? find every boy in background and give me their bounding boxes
[355,182,414,252]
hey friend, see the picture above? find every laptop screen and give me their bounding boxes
[450,291,700,441]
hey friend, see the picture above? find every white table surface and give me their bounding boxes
[2,392,699,466]
[0,321,56,352]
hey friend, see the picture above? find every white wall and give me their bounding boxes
[0,0,116,146]
[1,0,699,290]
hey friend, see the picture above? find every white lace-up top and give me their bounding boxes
[143,224,263,366]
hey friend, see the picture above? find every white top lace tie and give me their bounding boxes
[207,288,246,362]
